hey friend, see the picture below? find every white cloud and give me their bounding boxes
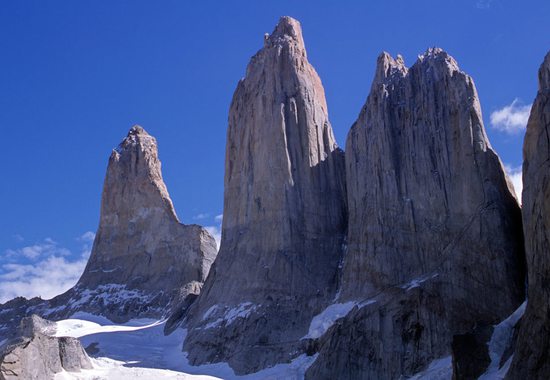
[476,0,494,9]
[205,226,221,252]
[490,99,532,134]
[504,164,523,204]
[0,255,87,303]
[193,213,210,220]
[78,231,96,243]
[0,232,94,303]
[77,231,96,259]
[5,239,70,260]
[214,214,223,222]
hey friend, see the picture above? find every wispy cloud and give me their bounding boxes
[504,164,523,204]
[204,212,223,251]
[0,232,93,303]
[193,213,210,220]
[205,226,221,252]
[5,238,70,260]
[476,0,495,9]
[490,99,532,134]
[77,231,95,259]
[0,256,87,303]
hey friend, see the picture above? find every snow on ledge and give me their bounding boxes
[303,301,357,339]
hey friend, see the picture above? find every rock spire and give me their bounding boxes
[507,51,550,380]
[182,16,347,373]
[306,48,525,379]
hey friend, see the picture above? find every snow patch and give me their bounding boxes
[303,301,357,339]
[53,313,318,380]
[408,355,452,380]
[54,317,164,338]
[201,302,256,330]
[478,301,526,380]
[401,273,439,291]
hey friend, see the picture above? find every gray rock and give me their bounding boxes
[182,16,347,374]
[507,52,550,380]
[0,126,217,333]
[0,315,92,380]
[74,125,217,321]
[307,49,525,379]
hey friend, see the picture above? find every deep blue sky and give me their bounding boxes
[0,0,548,300]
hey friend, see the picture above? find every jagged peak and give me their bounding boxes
[127,124,148,136]
[416,47,460,74]
[114,125,156,155]
[263,16,305,53]
[373,51,408,84]
[539,51,550,91]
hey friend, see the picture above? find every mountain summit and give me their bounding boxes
[182,16,347,373]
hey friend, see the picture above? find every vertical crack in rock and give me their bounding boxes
[183,16,347,374]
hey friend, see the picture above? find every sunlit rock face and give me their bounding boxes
[306,49,525,379]
[507,51,550,380]
[183,16,347,374]
[0,315,92,379]
[0,126,217,333]
[75,125,217,321]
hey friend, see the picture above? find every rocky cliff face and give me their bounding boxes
[0,315,92,380]
[507,52,550,380]
[73,125,217,321]
[0,126,217,333]
[182,16,347,374]
[306,49,525,379]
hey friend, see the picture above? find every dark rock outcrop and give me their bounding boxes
[451,325,493,379]
[182,16,347,374]
[0,126,217,334]
[0,315,92,380]
[507,52,550,380]
[306,49,525,379]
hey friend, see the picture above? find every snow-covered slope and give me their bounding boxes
[52,313,317,380]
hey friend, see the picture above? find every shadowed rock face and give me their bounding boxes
[0,126,217,331]
[183,16,347,374]
[507,52,550,380]
[306,49,525,379]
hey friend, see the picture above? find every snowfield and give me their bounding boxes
[54,302,524,380]
[52,312,317,380]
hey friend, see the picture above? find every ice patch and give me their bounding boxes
[202,302,256,330]
[401,273,439,291]
[478,301,526,380]
[408,355,452,379]
[303,301,357,339]
[54,317,164,338]
[53,313,318,380]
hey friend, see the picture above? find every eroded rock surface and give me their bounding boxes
[0,315,92,380]
[182,16,347,374]
[507,52,550,380]
[306,49,525,379]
